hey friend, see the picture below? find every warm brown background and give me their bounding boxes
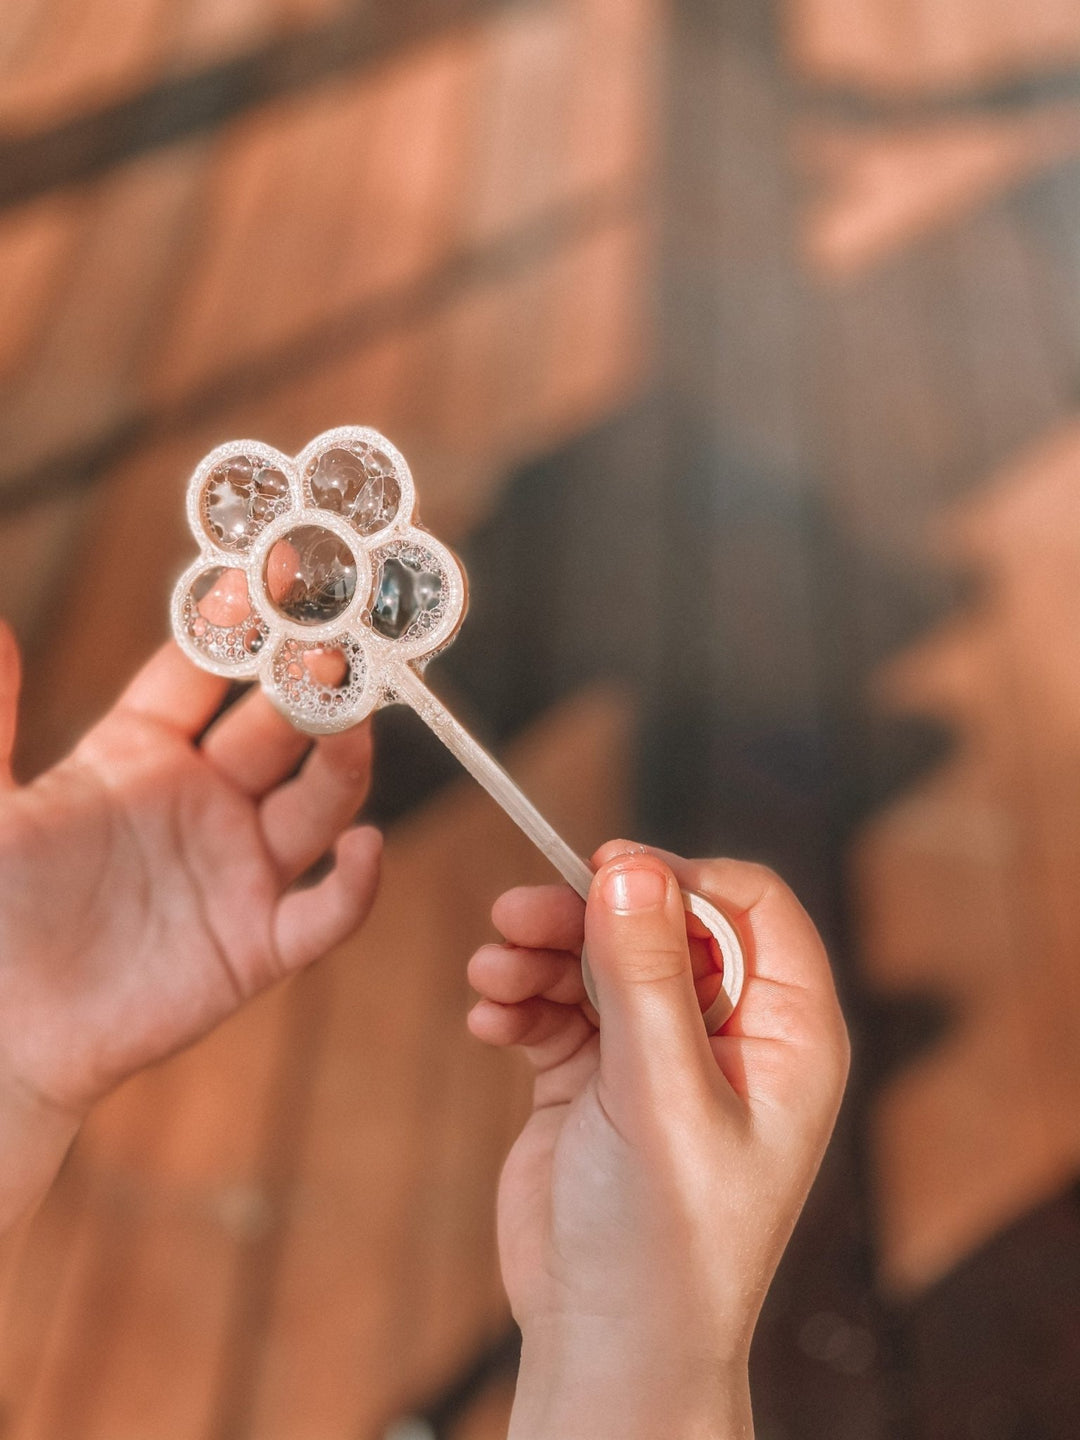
[1,0,1079,1435]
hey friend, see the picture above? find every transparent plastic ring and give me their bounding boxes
[581,887,746,1034]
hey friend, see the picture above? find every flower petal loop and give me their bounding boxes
[172,561,268,678]
[305,443,400,536]
[195,446,293,555]
[366,534,467,666]
[264,633,374,735]
[297,426,415,539]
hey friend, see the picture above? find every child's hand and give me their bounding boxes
[0,625,380,1227]
[467,840,849,1440]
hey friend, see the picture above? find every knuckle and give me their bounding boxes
[693,857,802,918]
[725,859,783,900]
[600,940,689,986]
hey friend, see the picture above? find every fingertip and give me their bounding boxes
[467,998,514,1046]
[590,836,649,870]
[491,884,586,951]
[584,853,716,1095]
[342,820,383,859]
[591,851,677,916]
[490,885,532,934]
[317,715,374,781]
[466,942,500,994]
[337,823,383,894]
[585,854,687,995]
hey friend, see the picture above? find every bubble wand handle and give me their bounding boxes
[391,664,745,1029]
[391,663,595,897]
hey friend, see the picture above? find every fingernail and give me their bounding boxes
[603,863,667,913]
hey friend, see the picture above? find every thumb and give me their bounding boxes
[0,620,21,787]
[586,852,716,1109]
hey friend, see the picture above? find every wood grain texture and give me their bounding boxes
[799,106,1080,278]
[856,422,1080,1294]
[786,0,1080,95]
[0,0,355,135]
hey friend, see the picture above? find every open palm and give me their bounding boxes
[0,626,380,1122]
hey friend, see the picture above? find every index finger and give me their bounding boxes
[491,884,586,953]
[115,640,231,739]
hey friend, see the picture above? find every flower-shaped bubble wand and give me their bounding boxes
[172,427,744,1028]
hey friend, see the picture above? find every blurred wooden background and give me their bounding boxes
[1,0,1080,1436]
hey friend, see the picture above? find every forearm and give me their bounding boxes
[509,1326,754,1440]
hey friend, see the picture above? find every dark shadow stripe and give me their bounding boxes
[378,1325,520,1437]
[0,179,643,516]
[798,63,1080,125]
[0,0,515,213]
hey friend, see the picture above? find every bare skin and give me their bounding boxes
[468,842,850,1440]
[0,623,381,1228]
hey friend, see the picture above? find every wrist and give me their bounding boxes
[0,1065,82,1233]
[510,1321,753,1440]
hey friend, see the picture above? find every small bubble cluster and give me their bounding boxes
[270,636,368,727]
[202,456,290,552]
[183,567,268,664]
[305,443,400,535]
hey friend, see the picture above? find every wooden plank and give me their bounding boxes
[0,0,358,136]
[461,0,579,249]
[560,0,660,203]
[798,107,1080,280]
[786,0,1080,94]
[539,214,649,446]
[1,0,657,510]
[174,0,348,67]
[0,1162,103,1437]
[171,0,287,64]
[147,32,479,406]
[815,252,975,568]
[1,985,295,1440]
[0,490,91,654]
[0,140,209,490]
[0,2,54,78]
[945,206,1067,461]
[0,190,81,382]
[856,421,1080,1293]
[0,0,170,134]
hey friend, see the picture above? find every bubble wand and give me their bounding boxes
[172,427,744,1029]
